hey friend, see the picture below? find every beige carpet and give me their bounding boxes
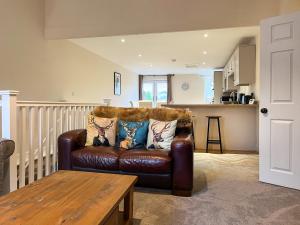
[132,153,300,225]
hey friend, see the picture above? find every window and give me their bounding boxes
[142,77,168,107]
[142,81,154,101]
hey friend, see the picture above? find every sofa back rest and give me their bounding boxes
[92,106,193,135]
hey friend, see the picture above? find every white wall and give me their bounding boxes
[279,0,300,14]
[0,0,138,106]
[172,75,207,104]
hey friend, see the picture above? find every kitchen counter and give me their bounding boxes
[163,103,258,152]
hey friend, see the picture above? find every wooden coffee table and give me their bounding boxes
[0,171,137,225]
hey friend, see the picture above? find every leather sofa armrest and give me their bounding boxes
[0,139,15,161]
[0,139,15,195]
[173,134,194,146]
[170,134,194,197]
[58,129,87,170]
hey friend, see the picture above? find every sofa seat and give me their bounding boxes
[119,150,172,173]
[71,146,119,170]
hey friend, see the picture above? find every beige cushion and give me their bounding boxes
[86,115,117,147]
[147,119,177,150]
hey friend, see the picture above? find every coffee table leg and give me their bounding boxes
[124,187,133,225]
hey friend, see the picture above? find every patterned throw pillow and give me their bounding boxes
[86,115,117,147]
[147,119,177,150]
[118,120,149,149]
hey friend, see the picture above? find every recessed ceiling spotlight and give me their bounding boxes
[202,62,206,65]
[121,38,126,43]
[204,33,208,38]
[138,54,142,57]
[203,51,207,55]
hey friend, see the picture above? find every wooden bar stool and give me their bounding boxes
[206,116,223,154]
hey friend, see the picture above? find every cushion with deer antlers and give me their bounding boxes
[118,120,149,149]
[86,115,118,147]
[147,119,177,150]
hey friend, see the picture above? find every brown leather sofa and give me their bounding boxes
[58,106,194,197]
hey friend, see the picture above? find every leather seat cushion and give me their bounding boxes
[119,150,172,173]
[71,146,120,170]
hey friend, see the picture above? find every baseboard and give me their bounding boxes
[195,149,258,154]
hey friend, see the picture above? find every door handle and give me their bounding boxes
[260,108,268,114]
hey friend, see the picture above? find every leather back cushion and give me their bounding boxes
[92,106,192,134]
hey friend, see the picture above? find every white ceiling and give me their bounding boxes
[70,26,259,76]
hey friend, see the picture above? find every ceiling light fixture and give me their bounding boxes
[204,33,208,38]
[138,54,142,57]
[121,38,126,43]
[203,51,207,55]
[202,62,206,65]
[149,64,153,67]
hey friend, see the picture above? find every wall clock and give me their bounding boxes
[181,82,190,91]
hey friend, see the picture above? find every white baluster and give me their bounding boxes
[74,106,78,129]
[81,106,84,128]
[52,107,57,172]
[60,107,63,135]
[69,106,72,130]
[28,107,35,184]
[83,106,86,128]
[37,107,43,180]
[65,107,69,131]
[16,107,21,189]
[19,107,27,188]
[45,107,51,176]
[71,106,74,130]
[77,106,81,129]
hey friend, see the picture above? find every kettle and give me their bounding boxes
[238,93,245,104]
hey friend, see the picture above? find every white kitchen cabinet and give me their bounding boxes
[222,69,226,91]
[222,44,256,89]
[233,45,256,86]
[214,71,223,103]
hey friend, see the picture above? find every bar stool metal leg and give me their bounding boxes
[206,117,210,153]
[217,118,223,154]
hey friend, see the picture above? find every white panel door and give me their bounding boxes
[260,11,300,189]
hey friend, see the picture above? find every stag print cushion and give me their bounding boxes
[85,115,117,147]
[118,120,149,149]
[147,119,177,151]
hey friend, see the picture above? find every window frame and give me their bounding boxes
[142,79,168,107]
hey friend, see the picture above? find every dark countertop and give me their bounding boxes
[162,104,258,108]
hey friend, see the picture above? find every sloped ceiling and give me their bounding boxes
[46,0,279,39]
[70,26,259,75]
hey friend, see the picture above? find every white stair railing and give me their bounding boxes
[0,90,102,191]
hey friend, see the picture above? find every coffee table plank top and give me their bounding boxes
[0,171,137,225]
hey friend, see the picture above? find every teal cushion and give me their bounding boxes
[118,120,149,149]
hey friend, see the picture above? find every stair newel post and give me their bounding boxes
[0,90,19,192]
